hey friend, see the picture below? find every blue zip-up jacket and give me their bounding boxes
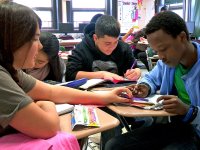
[140,42,200,137]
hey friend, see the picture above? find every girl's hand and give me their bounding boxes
[103,87,133,104]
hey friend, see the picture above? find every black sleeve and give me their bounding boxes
[118,42,136,75]
[124,43,136,69]
[65,46,85,81]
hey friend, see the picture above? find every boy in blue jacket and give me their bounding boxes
[105,11,200,150]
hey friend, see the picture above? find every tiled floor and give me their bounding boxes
[85,127,129,150]
[85,134,100,150]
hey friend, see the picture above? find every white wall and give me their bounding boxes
[138,0,155,29]
[62,0,68,23]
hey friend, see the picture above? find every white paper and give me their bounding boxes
[55,104,74,115]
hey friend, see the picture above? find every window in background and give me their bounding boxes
[13,0,55,29]
[186,21,195,34]
[13,0,51,7]
[73,12,104,28]
[168,2,183,18]
[72,0,105,8]
[165,0,184,18]
[71,0,106,29]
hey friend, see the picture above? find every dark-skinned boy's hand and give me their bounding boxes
[157,95,190,115]
[127,84,150,98]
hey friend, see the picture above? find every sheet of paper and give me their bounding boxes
[79,79,105,90]
[55,104,74,115]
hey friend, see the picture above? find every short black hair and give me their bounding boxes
[90,13,103,23]
[145,11,189,41]
[95,15,120,38]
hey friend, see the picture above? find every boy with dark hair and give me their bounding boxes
[65,15,141,82]
[105,11,200,150]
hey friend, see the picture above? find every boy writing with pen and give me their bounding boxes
[65,15,141,82]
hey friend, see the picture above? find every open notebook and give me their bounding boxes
[115,94,164,110]
[55,104,74,115]
[93,90,163,110]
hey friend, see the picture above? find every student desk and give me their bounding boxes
[59,39,82,47]
[107,104,175,117]
[107,104,176,132]
[59,107,120,139]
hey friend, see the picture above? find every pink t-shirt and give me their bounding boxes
[0,132,80,150]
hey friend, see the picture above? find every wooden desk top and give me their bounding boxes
[107,104,176,117]
[59,108,119,139]
[59,39,82,47]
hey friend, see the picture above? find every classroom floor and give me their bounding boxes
[86,134,100,150]
[84,126,129,150]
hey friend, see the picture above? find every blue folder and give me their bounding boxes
[56,78,88,88]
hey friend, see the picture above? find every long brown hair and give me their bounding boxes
[0,1,41,82]
[39,32,63,82]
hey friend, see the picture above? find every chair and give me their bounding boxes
[59,23,74,34]
[79,23,89,33]
[146,47,158,70]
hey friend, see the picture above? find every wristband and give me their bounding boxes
[182,105,198,123]
[188,106,198,123]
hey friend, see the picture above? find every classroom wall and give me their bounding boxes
[60,0,154,34]
[118,0,155,33]
[62,0,67,23]
[138,0,155,29]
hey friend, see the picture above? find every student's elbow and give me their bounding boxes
[37,122,60,139]
[42,130,58,139]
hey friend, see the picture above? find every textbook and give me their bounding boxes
[55,104,74,115]
[79,78,136,90]
[71,105,100,130]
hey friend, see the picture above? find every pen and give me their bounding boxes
[130,60,137,69]
[124,59,137,80]
[134,97,149,102]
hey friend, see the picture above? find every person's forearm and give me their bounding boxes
[28,79,107,105]
[76,71,104,79]
[122,28,134,42]
[122,34,130,42]
[50,85,107,105]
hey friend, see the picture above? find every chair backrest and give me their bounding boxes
[59,23,74,34]
[146,47,158,70]
[79,23,89,33]
[59,35,74,40]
